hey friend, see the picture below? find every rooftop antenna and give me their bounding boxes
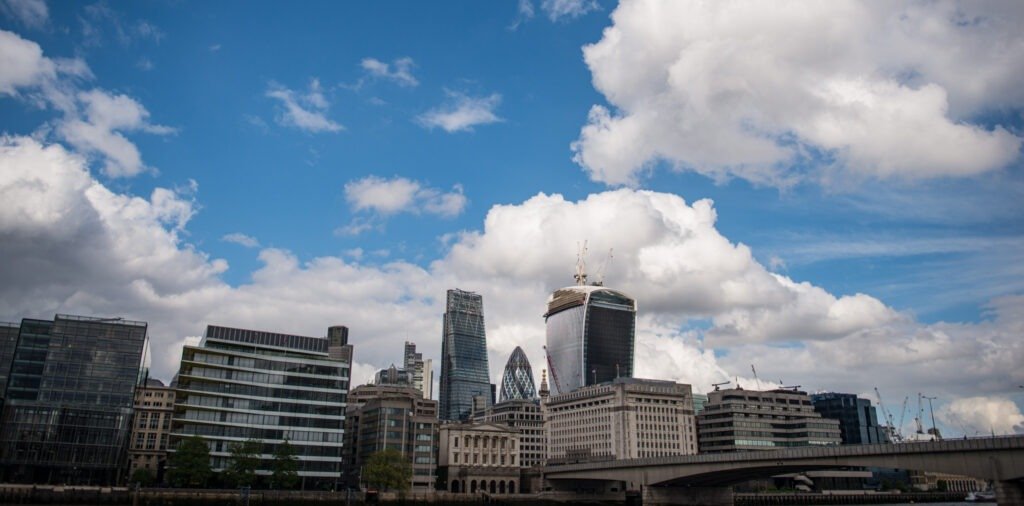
[574,241,589,286]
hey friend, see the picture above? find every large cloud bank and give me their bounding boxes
[1,135,1022,436]
[573,0,1024,186]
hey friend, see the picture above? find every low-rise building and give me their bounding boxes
[698,387,842,453]
[438,422,520,494]
[544,378,698,464]
[342,384,438,492]
[128,378,175,482]
[472,398,544,468]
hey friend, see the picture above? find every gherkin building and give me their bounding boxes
[499,346,537,402]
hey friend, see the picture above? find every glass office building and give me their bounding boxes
[0,314,148,485]
[498,346,536,402]
[439,289,491,421]
[170,324,351,489]
[544,286,636,395]
[811,392,890,445]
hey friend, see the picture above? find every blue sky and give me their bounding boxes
[2,0,1023,435]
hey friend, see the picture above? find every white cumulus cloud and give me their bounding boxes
[360,57,418,87]
[573,0,1024,187]
[266,78,343,133]
[938,396,1024,436]
[0,0,48,29]
[339,176,468,234]
[222,233,260,248]
[417,90,503,133]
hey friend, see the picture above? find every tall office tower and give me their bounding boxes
[544,263,637,395]
[403,341,432,399]
[171,324,351,489]
[0,314,147,485]
[499,346,537,402]
[0,322,19,410]
[439,289,491,421]
[811,392,890,445]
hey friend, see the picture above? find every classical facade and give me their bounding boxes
[170,324,351,489]
[439,289,491,421]
[698,387,842,453]
[473,398,545,468]
[128,378,175,482]
[341,384,438,491]
[545,285,636,395]
[0,315,147,485]
[438,422,521,494]
[544,378,698,464]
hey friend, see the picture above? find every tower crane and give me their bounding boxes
[543,345,562,394]
[874,387,898,443]
[594,248,614,286]
[712,381,731,391]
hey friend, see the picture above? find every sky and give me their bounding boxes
[1,0,1023,438]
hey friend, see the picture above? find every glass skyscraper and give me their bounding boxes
[439,289,490,421]
[170,324,351,489]
[545,286,636,395]
[811,392,890,445]
[498,346,536,402]
[0,314,148,485]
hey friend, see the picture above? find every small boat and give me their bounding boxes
[965,490,996,502]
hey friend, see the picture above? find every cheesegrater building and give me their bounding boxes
[439,289,491,421]
[544,279,637,395]
[170,324,352,489]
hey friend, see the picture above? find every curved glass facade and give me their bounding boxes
[498,347,536,402]
[439,289,491,421]
[545,287,636,395]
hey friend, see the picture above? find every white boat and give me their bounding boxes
[965,489,996,502]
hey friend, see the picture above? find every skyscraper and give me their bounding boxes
[499,346,536,402]
[439,289,490,421]
[404,341,432,399]
[0,314,147,485]
[544,280,636,395]
[811,392,890,445]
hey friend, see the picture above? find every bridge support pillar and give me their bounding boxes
[643,486,733,506]
[996,480,1024,505]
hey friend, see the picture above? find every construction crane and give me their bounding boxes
[594,248,614,286]
[751,365,762,390]
[923,394,941,440]
[874,387,899,443]
[915,393,926,435]
[574,241,588,286]
[712,381,731,391]
[543,345,562,394]
[895,396,909,442]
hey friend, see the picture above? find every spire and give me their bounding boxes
[539,369,549,400]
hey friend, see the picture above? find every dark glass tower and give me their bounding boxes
[0,314,147,485]
[811,392,890,445]
[499,346,536,402]
[545,286,636,395]
[439,289,490,421]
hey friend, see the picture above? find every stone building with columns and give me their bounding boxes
[438,422,521,494]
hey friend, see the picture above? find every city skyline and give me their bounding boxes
[0,0,1022,441]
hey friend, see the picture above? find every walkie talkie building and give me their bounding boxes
[439,289,491,421]
[544,286,636,395]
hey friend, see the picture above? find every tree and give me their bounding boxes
[270,439,300,490]
[130,468,155,487]
[224,439,262,488]
[363,449,411,492]
[167,435,212,488]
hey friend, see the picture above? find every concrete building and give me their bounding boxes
[341,384,438,491]
[404,341,432,399]
[0,314,147,485]
[544,378,698,464]
[473,398,545,468]
[374,364,414,387]
[170,324,351,489]
[438,421,521,494]
[810,392,889,445]
[698,387,842,453]
[128,378,175,482]
[440,289,491,421]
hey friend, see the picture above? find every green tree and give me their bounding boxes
[363,449,411,492]
[270,439,300,490]
[224,439,263,488]
[167,435,212,488]
[130,468,155,487]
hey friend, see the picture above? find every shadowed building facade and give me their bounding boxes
[545,286,636,395]
[0,314,147,485]
[439,289,491,421]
